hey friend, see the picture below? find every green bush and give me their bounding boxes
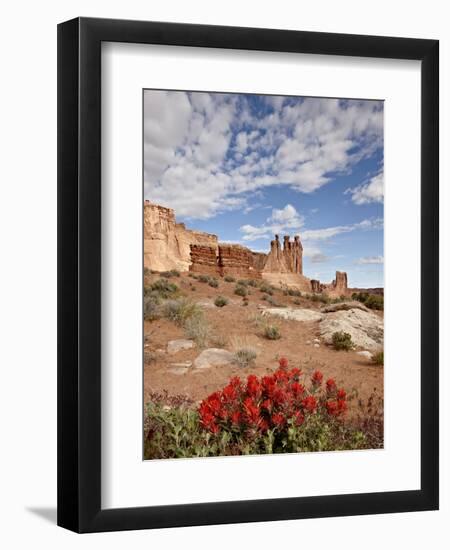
[144,295,161,321]
[208,277,219,288]
[224,275,236,283]
[352,292,384,311]
[263,325,281,340]
[162,298,202,326]
[160,269,180,278]
[259,284,274,295]
[263,295,285,307]
[332,331,353,351]
[214,295,228,307]
[233,347,257,368]
[234,284,248,297]
[288,288,302,297]
[373,351,384,365]
[150,278,178,298]
[198,274,210,283]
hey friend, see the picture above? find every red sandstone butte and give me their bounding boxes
[144,201,349,296]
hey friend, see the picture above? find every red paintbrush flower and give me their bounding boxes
[278,356,289,369]
[302,395,317,413]
[311,370,323,386]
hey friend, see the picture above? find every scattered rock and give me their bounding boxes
[156,348,165,353]
[263,308,323,322]
[306,340,311,345]
[319,309,383,351]
[356,350,373,360]
[313,343,320,348]
[196,300,215,309]
[194,348,235,370]
[313,338,320,344]
[167,339,195,354]
[168,361,192,375]
[321,301,369,313]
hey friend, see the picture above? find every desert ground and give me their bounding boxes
[144,272,383,416]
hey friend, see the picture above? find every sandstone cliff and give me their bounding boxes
[144,201,217,272]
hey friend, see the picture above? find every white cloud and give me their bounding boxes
[144,91,383,218]
[240,204,304,241]
[346,170,384,205]
[355,255,384,265]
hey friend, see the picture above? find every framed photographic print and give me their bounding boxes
[57,17,439,532]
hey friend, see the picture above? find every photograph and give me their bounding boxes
[143,90,384,459]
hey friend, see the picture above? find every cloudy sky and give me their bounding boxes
[144,90,384,288]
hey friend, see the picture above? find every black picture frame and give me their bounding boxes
[57,16,439,533]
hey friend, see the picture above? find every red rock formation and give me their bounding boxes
[189,245,218,276]
[144,201,217,272]
[263,234,303,274]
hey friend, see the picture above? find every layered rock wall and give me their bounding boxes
[144,201,218,272]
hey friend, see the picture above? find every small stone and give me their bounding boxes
[170,361,192,368]
[194,348,235,370]
[313,338,320,344]
[167,339,195,354]
[306,340,311,345]
[313,343,320,348]
[356,350,373,360]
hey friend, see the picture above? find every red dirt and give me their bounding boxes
[144,273,383,413]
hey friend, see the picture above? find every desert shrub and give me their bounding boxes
[352,292,383,310]
[144,295,161,321]
[224,275,235,283]
[234,284,248,297]
[246,279,258,287]
[214,295,228,307]
[259,284,274,295]
[150,278,179,298]
[288,288,301,297]
[237,279,249,287]
[242,297,249,306]
[184,315,211,348]
[373,351,384,365]
[210,333,228,348]
[233,347,257,368]
[144,361,383,459]
[162,298,202,326]
[208,277,219,288]
[198,274,211,283]
[263,324,281,340]
[263,295,285,307]
[160,269,180,278]
[332,331,353,351]
[364,294,384,310]
[292,298,302,305]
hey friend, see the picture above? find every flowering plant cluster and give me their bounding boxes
[198,358,348,438]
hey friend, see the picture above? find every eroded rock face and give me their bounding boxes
[144,201,218,272]
[263,234,303,274]
[319,309,383,351]
[321,301,369,313]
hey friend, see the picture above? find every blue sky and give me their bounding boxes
[144,91,384,288]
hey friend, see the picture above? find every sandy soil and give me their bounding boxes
[143,273,383,412]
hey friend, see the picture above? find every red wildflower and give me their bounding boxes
[229,376,241,388]
[337,399,348,414]
[326,378,337,395]
[246,374,261,398]
[337,388,347,400]
[290,367,302,379]
[278,356,289,369]
[222,383,237,402]
[272,412,286,427]
[291,381,305,398]
[231,411,241,425]
[243,397,260,425]
[261,398,273,412]
[311,370,323,386]
[302,395,317,413]
[326,400,339,416]
[293,410,305,426]
[259,419,270,433]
